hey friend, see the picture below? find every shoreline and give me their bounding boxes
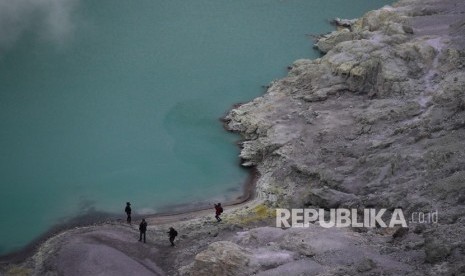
[143,165,258,218]
[0,158,259,265]
[0,211,116,264]
[0,82,260,265]
[5,0,464,273]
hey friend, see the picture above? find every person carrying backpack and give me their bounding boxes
[214,203,223,222]
[167,227,178,246]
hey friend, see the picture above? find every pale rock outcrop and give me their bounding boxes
[4,1,465,275]
[225,0,465,273]
[179,241,257,276]
[182,226,416,275]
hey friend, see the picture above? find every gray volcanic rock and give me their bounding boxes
[3,1,465,275]
[181,225,415,275]
[305,187,360,208]
[424,238,451,264]
[316,29,357,54]
[225,0,465,273]
[179,241,257,276]
[30,225,165,276]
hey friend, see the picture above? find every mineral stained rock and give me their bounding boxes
[224,0,465,273]
[4,0,465,275]
[179,241,256,276]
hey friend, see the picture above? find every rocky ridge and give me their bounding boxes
[222,0,465,274]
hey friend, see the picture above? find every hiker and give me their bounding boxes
[125,202,132,224]
[167,227,178,246]
[214,203,223,222]
[139,219,147,243]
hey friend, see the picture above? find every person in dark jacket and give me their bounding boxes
[139,219,147,243]
[214,203,223,222]
[125,202,132,224]
[167,227,178,246]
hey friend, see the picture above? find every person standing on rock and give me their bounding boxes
[167,227,178,246]
[125,202,132,224]
[139,219,147,243]
[214,203,223,222]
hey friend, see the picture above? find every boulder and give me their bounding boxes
[305,187,360,208]
[180,241,257,276]
[356,258,377,272]
[332,17,358,28]
[316,29,356,53]
[424,238,451,264]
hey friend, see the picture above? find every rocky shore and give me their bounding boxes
[2,0,465,275]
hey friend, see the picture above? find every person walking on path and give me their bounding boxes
[125,202,132,224]
[139,219,147,243]
[214,203,223,222]
[167,227,178,246]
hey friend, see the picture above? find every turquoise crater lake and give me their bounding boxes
[0,0,391,255]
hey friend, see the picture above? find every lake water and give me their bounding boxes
[0,0,391,255]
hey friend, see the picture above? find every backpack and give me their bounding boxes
[174,230,178,237]
[219,207,223,214]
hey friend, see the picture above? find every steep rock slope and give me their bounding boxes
[3,1,465,275]
[223,0,465,273]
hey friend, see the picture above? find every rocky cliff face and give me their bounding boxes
[221,0,465,274]
[3,1,465,275]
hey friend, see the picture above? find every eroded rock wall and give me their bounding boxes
[224,0,465,273]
